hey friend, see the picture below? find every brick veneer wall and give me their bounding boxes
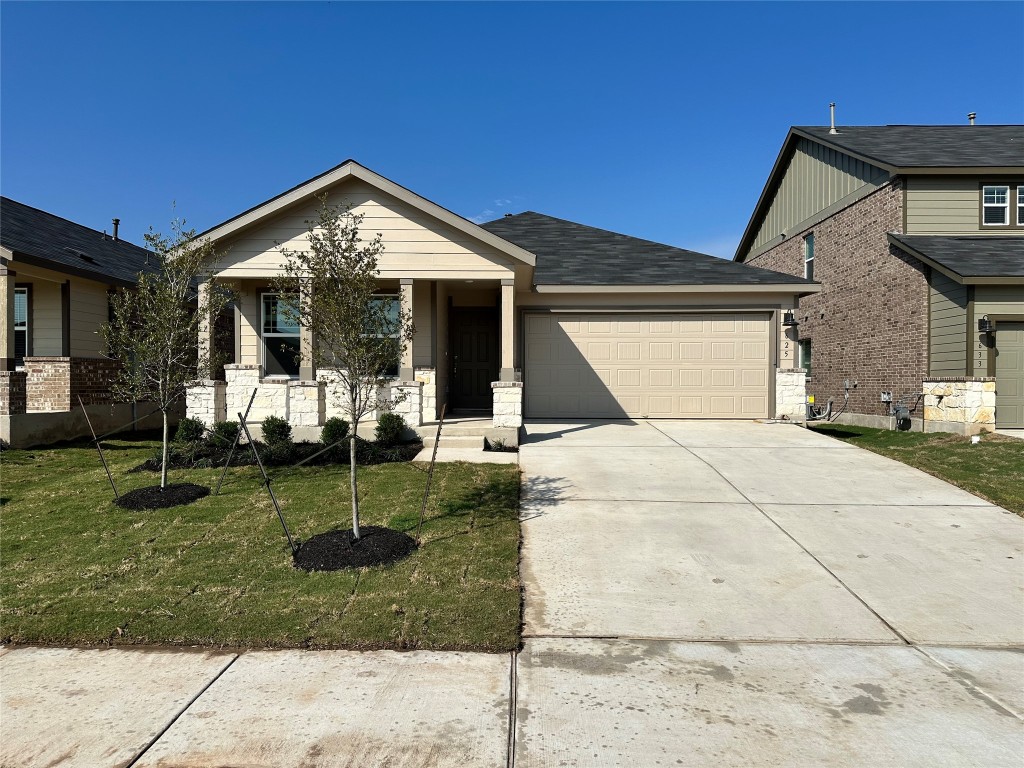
[746,180,929,419]
[24,357,122,412]
[0,371,28,415]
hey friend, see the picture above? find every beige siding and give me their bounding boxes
[13,262,113,358]
[928,272,968,376]
[970,285,1024,374]
[905,177,989,233]
[213,180,515,280]
[28,279,63,356]
[69,279,109,357]
[412,280,433,367]
[751,137,888,253]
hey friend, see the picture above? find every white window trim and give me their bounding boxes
[14,286,28,362]
[1018,186,1024,226]
[982,184,1010,227]
[803,234,815,280]
[369,293,401,379]
[798,338,812,377]
[260,291,301,378]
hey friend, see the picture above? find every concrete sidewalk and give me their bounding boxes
[3,419,1022,766]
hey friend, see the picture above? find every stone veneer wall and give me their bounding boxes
[922,378,995,435]
[185,380,227,427]
[774,368,807,421]
[745,180,930,421]
[492,381,523,429]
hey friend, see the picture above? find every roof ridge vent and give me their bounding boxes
[829,102,838,135]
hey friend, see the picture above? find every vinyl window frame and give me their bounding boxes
[1018,186,1024,226]
[260,291,301,378]
[980,183,1019,228]
[13,285,30,364]
[803,233,815,281]
[798,338,812,378]
[368,293,401,379]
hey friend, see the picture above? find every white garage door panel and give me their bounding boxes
[525,313,771,418]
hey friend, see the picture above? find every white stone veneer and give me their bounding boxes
[774,368,807,422]
[492,381,523,429]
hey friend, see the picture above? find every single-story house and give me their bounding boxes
[185,161,819,441]
[0,197,167,447]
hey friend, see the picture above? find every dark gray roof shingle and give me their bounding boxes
[797,126,1024,168]
[482,212,816,287]
[1,197,155,285]
[889,234,1024,279]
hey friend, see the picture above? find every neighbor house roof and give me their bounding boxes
[735,124,1024,263]
[796,126,1024,169]
[1,197,155,286]
[482,212,819,293]
[887,234,1024,285]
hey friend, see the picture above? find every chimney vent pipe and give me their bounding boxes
[968,112,976,125]
[112,218,120,241]
[829,102,838,134]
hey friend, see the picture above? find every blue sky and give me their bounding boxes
[2,2,1022,258]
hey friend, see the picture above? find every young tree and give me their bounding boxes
[102,218,232,488]
[274,197,414,540]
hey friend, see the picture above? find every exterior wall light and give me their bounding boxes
[978,315,995,334]
[782,310,798,327]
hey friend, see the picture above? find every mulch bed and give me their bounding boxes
[114,483,211,510]
[294,525,418,571]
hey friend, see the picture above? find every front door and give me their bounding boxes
[451,308,499,411]
[996,322,1024,428]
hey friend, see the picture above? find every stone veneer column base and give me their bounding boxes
[922,377,995,436]
[185,380,227,428]
[391,381,424,427]
[774,368,807,422]
[492,381,523,429]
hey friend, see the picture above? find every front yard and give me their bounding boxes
[810,424,1024,515]
[0,438,522,651]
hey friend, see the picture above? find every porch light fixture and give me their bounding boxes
[978,315,995,334]
[782,310,798,327]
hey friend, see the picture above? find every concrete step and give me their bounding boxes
[420,435,486,449]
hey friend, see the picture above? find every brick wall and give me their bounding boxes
[24,357,121,412]
[746,180,930,418]
[0,371,27,415]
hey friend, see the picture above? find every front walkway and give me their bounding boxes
[2,420,1022,766]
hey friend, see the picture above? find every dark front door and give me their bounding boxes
[451,308,499,411]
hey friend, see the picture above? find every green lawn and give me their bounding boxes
[0,439,522,651]
[810,424,1024,515]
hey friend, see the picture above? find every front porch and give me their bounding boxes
[187,276,523,443]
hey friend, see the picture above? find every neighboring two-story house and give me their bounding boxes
[735,125,1024,433]
[0,197,167,447]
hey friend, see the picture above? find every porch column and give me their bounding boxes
[0,261,15,371]
[500,278,515,381]
[299,279,315,380]
[197,279,213,379]
[399,278,414,380]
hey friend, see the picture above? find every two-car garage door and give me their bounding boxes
[524,312,771,419]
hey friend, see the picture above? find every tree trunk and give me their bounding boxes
[161,410,169,489]
[349,432,360,540]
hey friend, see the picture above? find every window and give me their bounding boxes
[982,185,1010,225]
[798,339,812,377]
[803,234,814,280]
[261,293,300,377]
[14,287,28,364]
[369,294,400,378]
[1018,186,1024,225]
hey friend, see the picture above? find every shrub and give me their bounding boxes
[375,412,406,448]
[260,440,294,466]
[261,415,292,445]
[320,417,350,447]
[211,420,240,447]
[174,417,206,443]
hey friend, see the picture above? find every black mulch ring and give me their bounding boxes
[114,483,211,510]
[294,526,418,571]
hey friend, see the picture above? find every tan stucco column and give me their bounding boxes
[299,279,315,381]
[399,278,414,380]
[1,261,17,371]
[500,278,515,381]
[197,279,214,378]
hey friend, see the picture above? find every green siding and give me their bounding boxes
[750,137,889,253]
[906,176,987,233]
[928,271,968,376]
[970,285,1024,374]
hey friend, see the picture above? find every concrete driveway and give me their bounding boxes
[517,419,1024,766]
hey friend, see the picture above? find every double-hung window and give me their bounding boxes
[798,338,812,378]
[14,287,28,364]
[803,233,815,280]
[982,185,1010,226]
[261,293,300,377]
[1018,186,1024,225]
[369,294,400,378]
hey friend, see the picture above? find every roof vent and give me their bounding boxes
[968,112,976,125]
[112,218,120,241]
[829,102,838,135]
[64,246,96,264]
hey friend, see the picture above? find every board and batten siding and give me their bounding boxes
[750,137,889,254]
[970,285,1024,375]
[928,271,968,376]
[211,180,516,281]
[905,177,994,234]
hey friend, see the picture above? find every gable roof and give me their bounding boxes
[888,234,1024,284]
[482,211,819,292]
[1,196,155,286]
[197,160,536,267]
[735,124,1024,263]
[796,126,1024,169]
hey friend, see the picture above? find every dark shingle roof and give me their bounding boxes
[888,234,1024,279]
[797,126,1024,168]
[1,197,155,285]
[481,212,816,287]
